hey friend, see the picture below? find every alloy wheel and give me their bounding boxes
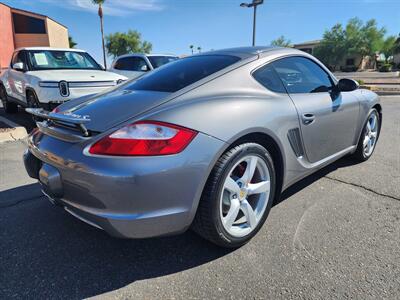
[363,112,379,157]
[220,155,271,238]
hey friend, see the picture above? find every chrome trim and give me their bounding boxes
[64,207,104,230]
[59,80,70,97]
[26,108,91,123]
[39,81,59,88]
[68,81,117,88]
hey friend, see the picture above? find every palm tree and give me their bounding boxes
[189,45,194,54]
[197,46,201,53]
[92,0,107,69]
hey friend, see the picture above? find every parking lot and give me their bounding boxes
[0,96,399,299]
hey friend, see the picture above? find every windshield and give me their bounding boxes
[148,56,178,69]
[27,50,101,70]
[126,55,240,93]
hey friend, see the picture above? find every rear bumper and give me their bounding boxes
[24,130,225,238]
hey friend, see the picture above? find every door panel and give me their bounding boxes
[288,92,359,163]
[272,56,360,163]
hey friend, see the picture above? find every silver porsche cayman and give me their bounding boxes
[24,47,381,247]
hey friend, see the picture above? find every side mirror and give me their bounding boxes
[12,62,25,72]
[337,78,359,92]
[140,65,149,72]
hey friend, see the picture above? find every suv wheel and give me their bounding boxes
[0,85,18,114]
[27,91,40,109]
[192,143,276,248]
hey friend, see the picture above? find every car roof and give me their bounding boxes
[114,53,178,60]
[197,46,305,59]
[15,47,86,52]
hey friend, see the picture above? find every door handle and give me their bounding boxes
[302,113,315,125]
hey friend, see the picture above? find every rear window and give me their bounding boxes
[126,55,240,93]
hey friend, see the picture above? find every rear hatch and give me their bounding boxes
[54,88,171,133]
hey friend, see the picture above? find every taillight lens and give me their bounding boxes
[88,121,197,156]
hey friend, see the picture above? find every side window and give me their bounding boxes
[252,64,286,93]
[114,57,149,72]
[272,57,334,94]
[11,51,26,69]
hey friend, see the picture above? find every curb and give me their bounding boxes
[0,116,28,143]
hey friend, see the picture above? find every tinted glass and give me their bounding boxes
[126,55,240,93]
[272,57,334,93]
[148,56,178,69]
[13,13,46,34]
[114,57,149,71]
[253,64,286,93]
[27,50,101,70]
[11,51,26,68]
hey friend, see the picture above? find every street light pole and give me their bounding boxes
[240,0,264,47]
[252,5,257,46]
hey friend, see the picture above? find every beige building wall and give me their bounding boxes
[46,18,69,48]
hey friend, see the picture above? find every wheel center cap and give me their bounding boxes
[239,188,247,200]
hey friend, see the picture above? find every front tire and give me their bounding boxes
[0,85,18,114]
[192,143,276,248]
[352,109,380,162]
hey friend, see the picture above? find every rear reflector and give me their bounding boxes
[88,121,197,156]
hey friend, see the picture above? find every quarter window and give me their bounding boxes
[272,57,334,94]
[114,57,149,72]
[252,64,286,93]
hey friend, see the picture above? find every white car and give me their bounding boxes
[0,47,127,113]
[109,53,178,79]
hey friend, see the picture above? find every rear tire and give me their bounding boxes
[352,109,380,162]
[192,143,276,248]
[0,85,18,114]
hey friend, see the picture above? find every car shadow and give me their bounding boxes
[0,156,359,299]
[0,183,233,299]
[278,155,360,205]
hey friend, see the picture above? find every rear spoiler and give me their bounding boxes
[26,108,91,137]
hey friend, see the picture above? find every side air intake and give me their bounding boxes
[287,128,305,157]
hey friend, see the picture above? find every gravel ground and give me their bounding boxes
[0,96,399,300]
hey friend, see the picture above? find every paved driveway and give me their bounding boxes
[0,97,399,299]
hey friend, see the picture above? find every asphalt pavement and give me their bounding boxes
[0,96,399,299]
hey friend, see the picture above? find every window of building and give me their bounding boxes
[12,13,46,34]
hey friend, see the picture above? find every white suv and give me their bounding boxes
[0,47,126,113]
[109,53,178,79]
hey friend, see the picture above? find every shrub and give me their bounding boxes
[379,63,392,72]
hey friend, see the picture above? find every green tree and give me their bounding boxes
[345,18,386,68]
[314,18,387,70]
[68,36,77,48]
[189,45,194,54]
[381,35,397,62]
[394,35,400,54]
[270,35,291,47]
[314,24,347,71]
[105,30,152,58]
[92,0,107,68]
[197,46,202,53]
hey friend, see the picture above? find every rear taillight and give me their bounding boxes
[88,121,197,156]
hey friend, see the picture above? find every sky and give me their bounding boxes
[3,0,400,65]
